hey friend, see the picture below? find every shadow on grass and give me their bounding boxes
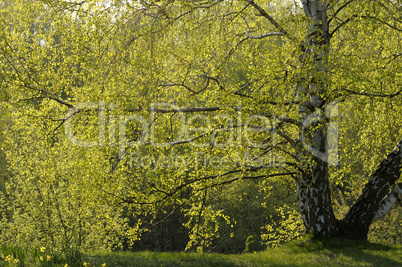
[84,240,401,267]
[86,252,250,267]
[281,239,402,267]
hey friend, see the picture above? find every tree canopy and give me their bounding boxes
[0,0,401,252]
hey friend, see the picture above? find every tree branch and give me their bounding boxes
[328,0,355,25]
[245,31,284,39]
[1,41,74,109]
[244,0,289,36]
[330,15,358,37]
[362,15,402,31]
[372,183,402,223]
[152,106,222,113]
[20,84,75,108]
[225,31,284,59]
[343,88,402,98]
[344,138,402,233]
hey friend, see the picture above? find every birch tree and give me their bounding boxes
[0,0,401,250]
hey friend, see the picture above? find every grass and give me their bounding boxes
[84,239,401,267]
[1,239,401,266]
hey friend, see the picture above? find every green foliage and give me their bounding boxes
[262,204,304,247]
[0,0,401,255]
[244,235,262,253]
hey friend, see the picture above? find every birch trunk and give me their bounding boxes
[297,0,401,240]
[296,0,338,238]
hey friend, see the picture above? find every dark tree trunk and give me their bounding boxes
[340,139,402,240]
[296,158,338,238]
